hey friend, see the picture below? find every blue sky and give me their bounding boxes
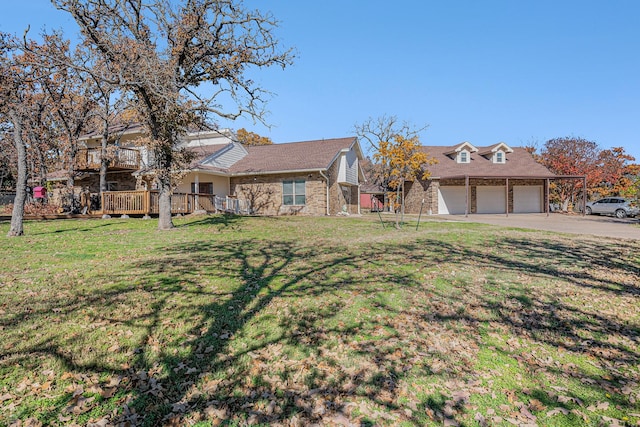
[3,0,640,160]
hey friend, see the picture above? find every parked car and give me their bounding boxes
[585,197,639,218]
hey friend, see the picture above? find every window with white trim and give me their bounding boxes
[283,179,306,205]
[495,151,505,163]
[459,150,470,163]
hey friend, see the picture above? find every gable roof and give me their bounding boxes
[225,137,359,175]
[422,145,555,178]
[477,142,514,156]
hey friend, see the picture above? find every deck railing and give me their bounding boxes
[76,147,140,170]
[101,191,251,215]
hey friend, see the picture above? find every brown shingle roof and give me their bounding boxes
[228,137,357,174]
[422,146,555,178]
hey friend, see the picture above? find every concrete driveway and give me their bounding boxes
[443,213,640,240]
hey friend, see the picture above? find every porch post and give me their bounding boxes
[194,174,200,211]
[583,176,587,216]
[465,175,469,217]
[505,178,509,217]
[546,178,550,217]
[145,190,151,216]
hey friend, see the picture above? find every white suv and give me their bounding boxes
[585,197,639,218]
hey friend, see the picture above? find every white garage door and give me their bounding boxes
[438,186,467,214]
[477,186,506,214]
[513,185,543,213]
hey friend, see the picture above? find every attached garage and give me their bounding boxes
[513,185,543,213]
[477,186,506,214]
[438,186,467,214]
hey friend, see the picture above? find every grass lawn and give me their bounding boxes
[1,215,639,426]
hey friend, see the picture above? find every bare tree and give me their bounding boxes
[1,34,55,236]
[54,0,295,229]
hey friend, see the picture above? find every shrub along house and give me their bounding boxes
[401,141,559,215]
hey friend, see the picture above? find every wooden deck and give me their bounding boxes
[76,147,140,171]
[101,191,251,215]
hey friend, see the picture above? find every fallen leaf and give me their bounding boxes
[547,407,570,416]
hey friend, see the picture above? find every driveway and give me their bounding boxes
[442,213,640,240]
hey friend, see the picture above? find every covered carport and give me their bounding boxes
[449,174,587,217]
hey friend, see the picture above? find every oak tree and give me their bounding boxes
[1,34,56,236]
[539,137,600,210]
[235,128,273,146]
[54,0,294,230]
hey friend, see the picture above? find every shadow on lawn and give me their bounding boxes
[1,225,639,426]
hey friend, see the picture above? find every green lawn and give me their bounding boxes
[1,215,639,426]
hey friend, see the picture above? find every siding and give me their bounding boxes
[202,143,248,169]
[337,149,359,185]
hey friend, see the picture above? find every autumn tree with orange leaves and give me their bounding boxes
[356,115,434,228]
[53,0,294,230]
[538,137,638,210]
[235,128,273,146]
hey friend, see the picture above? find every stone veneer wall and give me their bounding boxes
[230,172,327,216]
[230,166,360,216]
[402,178,439,215]
[326,160,359,215]
[402,177,548,214]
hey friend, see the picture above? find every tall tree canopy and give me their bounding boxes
[1,34,57,236]
[538,137,638,210]
[54,0,294,229]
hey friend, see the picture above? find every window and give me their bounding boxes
[283,179,306,205]
[191,182,213,194]
[495,151,504,163]
[459,150,469,163]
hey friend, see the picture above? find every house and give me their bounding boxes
[72,124,234,193]
[52,125,366,216]
[176,137,365,216]
[400,141,557,215]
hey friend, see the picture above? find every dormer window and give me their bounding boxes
[495,151,504,164]
[459,150,470,163]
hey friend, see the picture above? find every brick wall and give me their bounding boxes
[402,177,548,214]
[230,167,360,216]
[327,161,359,215]
[230,172,327,216]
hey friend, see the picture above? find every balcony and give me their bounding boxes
[76,147,140,171]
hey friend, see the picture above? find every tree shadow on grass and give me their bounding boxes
[1,225,639,425]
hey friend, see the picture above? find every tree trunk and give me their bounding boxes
[157,174,174,230]
[395,185,401,229]
[99,122,108,194]
[8,112,27,237]
[158,162,174,230]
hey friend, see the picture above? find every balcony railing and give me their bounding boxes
[76,148,140,170]
[101,191,251,216]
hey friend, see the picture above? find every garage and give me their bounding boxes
[438,186,467,214]
[477,186,506,214]
[513,185,543,213]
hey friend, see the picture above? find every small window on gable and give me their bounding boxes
[495,151,504,164]
[459,150,469,163]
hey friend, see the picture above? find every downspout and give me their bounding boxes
[319,170,330,215]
